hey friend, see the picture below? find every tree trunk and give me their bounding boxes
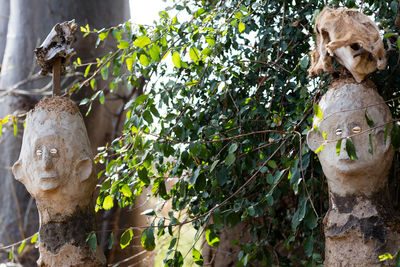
[0,0,128,264]
[0,0,9,65]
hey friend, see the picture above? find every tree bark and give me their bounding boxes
[0,0,128,264]
[0,0,9,66]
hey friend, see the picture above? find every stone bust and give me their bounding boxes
[307,83,399,266]
[12,97,105,267]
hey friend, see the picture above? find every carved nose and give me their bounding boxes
[338,137,350,160]
[43,151,53,170]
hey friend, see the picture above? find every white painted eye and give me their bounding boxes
[335,129,342,136]
[36,149,42,156]
[352,126,361,134]
[50,148,58,154]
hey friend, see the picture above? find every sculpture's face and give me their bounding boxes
[30,135,68,192]
[12,108,94,201]
[313,110,390,176]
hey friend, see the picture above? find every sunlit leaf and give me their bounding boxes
[120,229,133,249]
[238,22,245,33]
[103,195,114,210]
[134,36,151,48]
[205,228,220,247]
[192,247,204,265]
[172,51,182,68]
[313,104,323,119]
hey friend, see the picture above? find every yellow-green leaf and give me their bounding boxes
[315,143,325,154]
[117,40,129,49]
[139,54,150,67]
[189,47,200,64]
[103,195,114,210]
[133,36,151,48]
[313,104,323,119]
[120,229,133,249]
[238,22,245,33]
[120,184,132,197]
[30,233,38,244]
[172,51,182,68]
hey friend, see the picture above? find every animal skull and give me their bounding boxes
[308,7,386,83]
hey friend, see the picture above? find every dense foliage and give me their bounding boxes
[77,0,400,266]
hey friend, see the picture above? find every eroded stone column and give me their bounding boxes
[307,82,400,266]
[12,97,106,267]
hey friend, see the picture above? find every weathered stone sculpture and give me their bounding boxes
[307,83,399,266]
[12,97,106,267]
[309,7,386,82]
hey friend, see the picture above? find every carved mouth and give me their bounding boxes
[40,175,59,180]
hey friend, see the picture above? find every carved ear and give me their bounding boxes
[307,129,324,152]
[75,157,93,182]
[12,159,24,182]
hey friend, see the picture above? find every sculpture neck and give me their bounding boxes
[38,205,96,254]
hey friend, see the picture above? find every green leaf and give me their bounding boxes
[99,31,109,41]
[299,56,309,70]
[117,40,130,49]
[30,233,38,244]
[120,229,133,249]
[149,45,161,61]
[84,64,91,77]
[210,160,219,172]
[99,91,105,104]
[345,138,358,160]
[133,36,151,48]
[228,143,238,153]
[322,131,327,140]
[369,133,373,155]
[142,110,153,124]
[101,66,108,80]
[365,111,375,128]
[336,139,342,156]
[192,247,204,265]
[189,47,200,64]
[108,232,114,250]
[120,184,132,197]
[313,104,323,119]
[206,36,215,46]
[141,209,156,216]
[303,236,314,257]
[86,232,97,251]
[139,54,150,67]
[90,78,96,89]
[80,98,90,106]
[397,37,400,51]
[126,57,134,72]
[138,167,150,185]
[396,249,400,267]
[238,22,245,33]
[172,51,182,68]
[190,166,201,185]
[315,143,325,154]
[17,240,26,254]
[205,228,220,247]
[267,160,278,169]
[141,227,156,251]
[103,195,114,210]
[392,123,400,149]
[225,153,235,166]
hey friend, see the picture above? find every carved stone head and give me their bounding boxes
[307,84,393,196]
[308,7,386,83]
[12,97,95,214]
